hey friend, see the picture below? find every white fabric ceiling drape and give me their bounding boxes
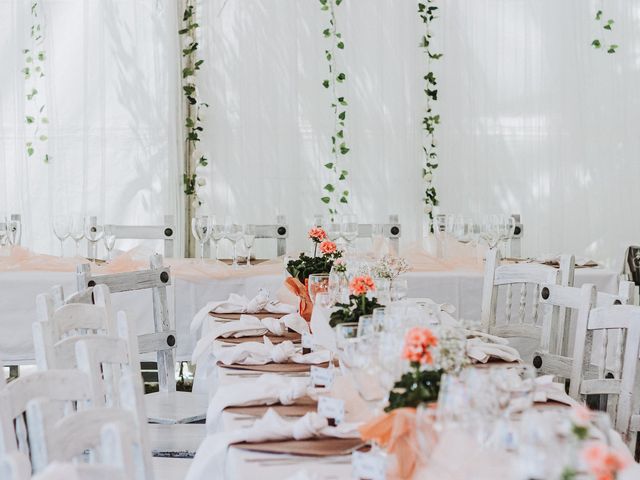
[2,0,640,266]
[0,0,182,255]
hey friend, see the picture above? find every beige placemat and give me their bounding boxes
[233,437,365,457]
[225,397,317,417]
[217,360,334,373]
[220,331,301,345]
[210,311,290,321]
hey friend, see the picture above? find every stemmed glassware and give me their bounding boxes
[191,216,211,262]
[209,218,225,261]
[341,214,359,250]
[0,221,8,247]
[7,217,20,246]
[103,225,117,261]
[243,224,256,267]
[69,215,85,257]
[52,215,71,257]
[224,222,243,268]
[84,217,104,260]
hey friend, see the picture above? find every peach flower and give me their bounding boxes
[583,442,630,480]
[319,240,337,255]
[402,327,438,365]
[308,227,327,243]
[349,275,376,296]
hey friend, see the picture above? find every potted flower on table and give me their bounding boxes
[329,275,383,327]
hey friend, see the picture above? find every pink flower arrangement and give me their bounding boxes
[349,275,375,296]
[402,327,438,365]
[333,257,347,273]
[319,240,337,255]
[308,227,327,243]
[582,442,630,480]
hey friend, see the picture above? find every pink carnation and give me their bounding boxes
[349,275,375,296]
[308,227,327,243]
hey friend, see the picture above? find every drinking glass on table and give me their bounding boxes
[243,224,256,266]
[52,215,71,257]
[308,273,330,303]
[341,214,359,251]
[84,217,104,260]
[0,220,8,247]
[191,216,211,262]
[209,218,224,261]
[7,217,21,246]
[433,214,448,258]
[390,278,408,301]
[69,215,85,256]
[103,225,117,262]
[326,221,342,243]
[224,222,243,268]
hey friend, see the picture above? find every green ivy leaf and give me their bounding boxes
[25,116,34,124]
[324,183,335,192]
[591,39,602,49]
[595,10,603,20]
[338,111,346,121]
[321,196,331,204]
[337,41,344,49]
[322,80,330,88]
[27,146,34,156]
[336,72,346,82]
[324,162,334,169]
[323,28,331,37]
[607,44,618,53]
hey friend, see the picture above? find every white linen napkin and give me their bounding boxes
[32,463,81,480]
[535,254,597,267]
[206,374,316,431]
[466,337,521,363]
[215,337,332,366]
[533,375,578,406]
[191,313,309,363]
[190,289,296,337]
[186,409,360,480]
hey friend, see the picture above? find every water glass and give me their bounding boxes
[308,273,330,303]
[7,218,21,246]
[209,220,224,261]
[357,314,375,337]
[243,224,256,266]
[224,222,243,268]
[52,215,71,257]
[0,221,8,247]
[69,214,85,256]
[341,214,359,249]
[192,216,212,262]
[103,225,117,261]
[84,217,104,260]
[390,278,408,301]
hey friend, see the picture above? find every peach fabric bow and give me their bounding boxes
[284,277,313,321]
[359,408,423,480]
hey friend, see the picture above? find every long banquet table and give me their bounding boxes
[0,247,621,363]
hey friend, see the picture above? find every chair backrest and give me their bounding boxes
[204,215,289,258]
[623,245,640,288]
[0,368,91,462]
[33,285,113,370]
[88,215,175,259]
[0,452,30,480]
[356,214,401,254]
[480,248,565,343]
[75,255,176,393]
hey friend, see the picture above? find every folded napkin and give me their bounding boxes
[533,375,578,406]
[466,337,521,363]
[186,409,361,480]
[32,463,81,480]
[206,374,316,430]
[190,289,296,337]
[215,337,331,366]
[535,254,598,267]
[191,313,309,363]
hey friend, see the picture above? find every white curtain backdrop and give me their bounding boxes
[0,0,182,255]
[2,0,640,267]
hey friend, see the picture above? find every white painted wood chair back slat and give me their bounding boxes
[99,214,175,258]
[569,304,640,453]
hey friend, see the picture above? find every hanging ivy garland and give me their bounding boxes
[591,5,618,54]
[179,0,209,207]
[24,1,50,163]
[319,0,349,220]
[418,1,442,230]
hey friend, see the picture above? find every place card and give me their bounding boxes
[317,396,344,426]
[302,332,314,354]
[351,450,387,480]
[310,364,334,389]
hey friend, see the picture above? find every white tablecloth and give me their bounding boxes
[0,266,620,363]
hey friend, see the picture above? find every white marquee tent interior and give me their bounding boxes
[2,1,640,479]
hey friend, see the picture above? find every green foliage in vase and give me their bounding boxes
[286,252,337,283]
[329,295,383,327]
[385,366,443,412]
[319,0,349,219]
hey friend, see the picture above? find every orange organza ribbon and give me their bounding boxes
[284,277,313,321]
[359,408,422,480]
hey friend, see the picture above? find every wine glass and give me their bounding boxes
[7,218,21,246]
[224,222,243,268]
[341,214,359,250]
[52,215,71,257]
[191,216,211,262]
[326,222,342,243]
[390,278,408,301]
[209,219,224,261]
[243,224,256,267]
[103,225,117,262]
[84,218,104,260]
[433,214,448,258]
[0,220,8,247]
[69,215,85,257]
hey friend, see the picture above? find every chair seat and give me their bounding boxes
[152,456,193,480]
[145,391,208,424]
[149,423,206,458]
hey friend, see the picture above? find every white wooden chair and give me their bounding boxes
[570,305,640,454]
[533,280,636,380]
[204,215,289,258]
[74,256,207,424]
[101,215,176,259]
[480,248,569,350]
